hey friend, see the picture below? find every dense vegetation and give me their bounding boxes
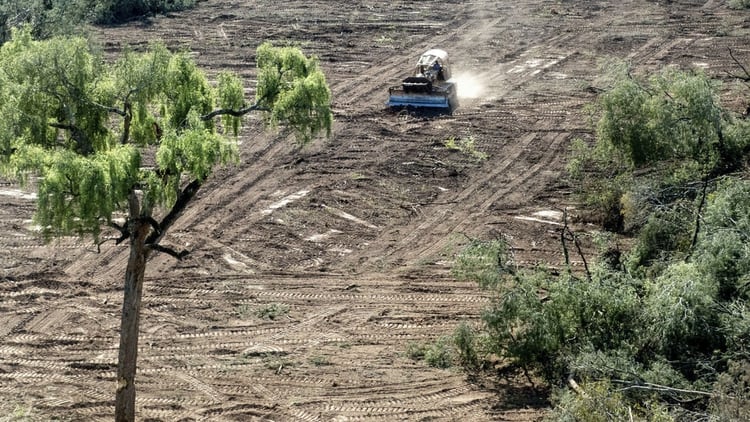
[1,0,198,44]
[447,66,750,420]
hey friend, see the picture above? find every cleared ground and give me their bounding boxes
[1,0,749,420]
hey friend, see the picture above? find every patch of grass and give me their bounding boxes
[234,303,253,319]
[309,355,332,366]
[443,135,488,161]
[375,35,394,44]
[0,403,39,422]
[405,337,454,369]
[255,303,290,320]
[405,341,427,360]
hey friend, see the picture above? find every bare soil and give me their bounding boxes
[1,0,748,420]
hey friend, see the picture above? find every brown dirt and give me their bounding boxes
[1,0,748,420]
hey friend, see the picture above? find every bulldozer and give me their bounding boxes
[387,49,458,113]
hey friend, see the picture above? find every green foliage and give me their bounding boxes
[454,207,750,417]
[566,137,631,231]
[597,67,726,170]
[500,61,750,420]
[1,0,199,46]
[728,0,750,9]
[405,341,427,361]
[91,0,197,24]
[548,380,674,422]
[254,303,290,320]
[424,336,453,369]
[710,360,750,420]
[443,135,488,161]
[217,72,245,136]
[694,178,750,300]
[452,322,480,369]
[405,336,457,369]
[643,262,724,360]
[0,30,331,241]
[568,65,750,235]
[482,268,641,382]
[0,1,90,44]
[255,42,332,145]
[451,239,511,289]
[624,200,694,277]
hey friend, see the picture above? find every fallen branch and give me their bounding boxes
[612,379,719,397]
[568,375,590,398]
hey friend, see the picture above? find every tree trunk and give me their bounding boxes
[115,196,151,421]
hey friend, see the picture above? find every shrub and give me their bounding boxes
[694,178,750,300]
[91,0,198,24]
[547,380,674,422]
[451,238,512,289]
[1,0,199,45]
[424,336,453,369]
[728,0,750,9]
[255,303,290,320]
[453,322,480,369]
[0,0,89,43]
[624,202,694,277]
[405,337,455,369]
[710,360,750,420]
[643,262,724,364]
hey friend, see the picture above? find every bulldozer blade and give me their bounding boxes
[387,92,453,110]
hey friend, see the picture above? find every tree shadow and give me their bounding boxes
[465,364,551,412]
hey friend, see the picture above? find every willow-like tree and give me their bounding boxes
[0,28,332,422]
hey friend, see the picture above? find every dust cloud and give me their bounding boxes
[451,71,489,100]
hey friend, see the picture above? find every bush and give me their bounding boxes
[566,137,629,232]
[451,238,512,289]
[624,202,694,277]
[547,380,674,422]
[728,0,750,9]
[0,0,89,43]
[453,322,480,369]
[424,336,453,369]
[643,262,724,363]
[1,0,199,45]
[91,0,198,24]
[710,360,750,420]
[406,336,460,369]
[695,178,750,300]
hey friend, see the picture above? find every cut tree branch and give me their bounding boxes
[687,178,709,260]
[729,48,750,82]
[149,244,189,260]
[560,209,591,281]
[612,379,721,398]
[200,103,269,121]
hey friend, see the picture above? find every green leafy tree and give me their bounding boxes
[0,0,87,43]
[568,66,750,234]
[596,68,729,170]
[0,28,331,421]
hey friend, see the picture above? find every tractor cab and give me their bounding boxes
[415,49,452,82]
